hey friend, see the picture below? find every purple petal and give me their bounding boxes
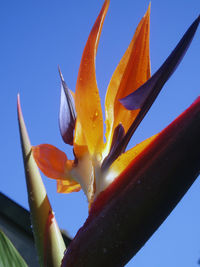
[101,124,125,171]
[103,15,200,170]
[120,15,200,110]
[58,67,76,145]
[104,15,200,165]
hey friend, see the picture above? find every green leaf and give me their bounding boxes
[0,230,28,267]
[17,95,66,267]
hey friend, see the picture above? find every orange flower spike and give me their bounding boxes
[74,0,110,156]
[105,4,150,152]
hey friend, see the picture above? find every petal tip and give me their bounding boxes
[197,14,200,25]
[58,65,64,81]
[17,93,21,117]
[147,2,151,14]
[104,0,110,9]
[58,67,76,145]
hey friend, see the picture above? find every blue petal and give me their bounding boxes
[104,15,200,170]
[58,67,76,145]
[102,124,125,171]
[120,15,200,110]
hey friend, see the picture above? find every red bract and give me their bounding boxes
[62,98,200,267]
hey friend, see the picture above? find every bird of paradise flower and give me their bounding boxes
[18,0,200,266]
[31,0,199,207]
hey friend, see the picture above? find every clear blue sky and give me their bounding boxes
[1,0,200,266]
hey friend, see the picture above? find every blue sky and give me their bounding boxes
[1,0,200,266]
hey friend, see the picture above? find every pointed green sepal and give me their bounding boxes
[17,95,66,267]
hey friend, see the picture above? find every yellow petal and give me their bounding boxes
[57,180,81,193]
[66,90,88,158]
[110,133,157,176]
[73,118,88,158]
[32,144,73,179]
[105,5,151,153]
[75,0,110,155]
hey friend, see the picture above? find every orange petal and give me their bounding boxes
[75,0,110,155]
[105,5,151,153]
[96,133,158,197]
[32,144,73,179]
[110,133,157,176]
[73,118,88,158]
[63,87,87,158]
[57,180,81,193]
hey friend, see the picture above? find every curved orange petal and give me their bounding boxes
[57,180,81,193]
[32,144,73,179]
[110,133,157,176]
[75,0,110,155]
[105,5,151,153]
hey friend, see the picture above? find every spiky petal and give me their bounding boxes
[105,4,151,153]
[74,0,110,155]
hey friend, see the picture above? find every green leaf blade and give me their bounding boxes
[0,230,28,267]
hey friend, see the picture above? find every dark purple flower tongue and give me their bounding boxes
[120,15,200,111]
[102,124,125,171]
[58,66,76,145]
[103,15,200,167]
